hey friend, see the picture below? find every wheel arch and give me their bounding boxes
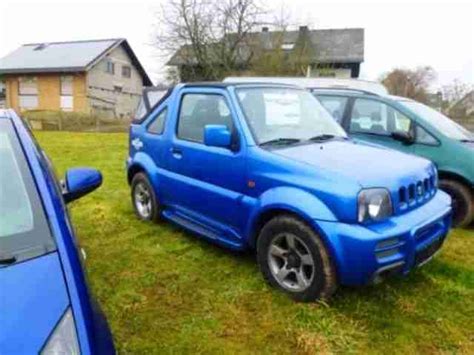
[246,187,338,249]
[438,170,474,191]
[127,163,146,184]
[127,152,159,185]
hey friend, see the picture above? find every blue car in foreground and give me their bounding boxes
[127,83,452,301]
[0,110,115,354]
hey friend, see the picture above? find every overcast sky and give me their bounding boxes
[0,0,472,89]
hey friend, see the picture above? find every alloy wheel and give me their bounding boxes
[267,233,315,292]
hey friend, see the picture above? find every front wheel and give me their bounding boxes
[257,215,337,302]
[439,179,473,228]
[131,172,162,222]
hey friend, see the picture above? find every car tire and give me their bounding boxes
[257,215,337,302]
[131,172,162,223]
[439,179,473,228]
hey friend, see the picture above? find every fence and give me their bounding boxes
[23,110,129,132]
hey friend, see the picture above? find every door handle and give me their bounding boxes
[170,147,183,159]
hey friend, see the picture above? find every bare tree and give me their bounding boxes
[247,13,313,77]
[380,66,436,103]
[154,0,265,81]
[442,79,473,105]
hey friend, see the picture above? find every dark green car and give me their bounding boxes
[314,89,474,227]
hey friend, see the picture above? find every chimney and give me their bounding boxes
[262,26,269,32]
[299,25,309,33]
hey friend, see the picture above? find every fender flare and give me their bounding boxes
[127,153,160,188]
[245,186,337,248]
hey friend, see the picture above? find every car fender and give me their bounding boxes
[438,167,474,189]
[245,186,337,247]
[128,152,160,187]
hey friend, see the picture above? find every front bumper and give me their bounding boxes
[316,191,452,286]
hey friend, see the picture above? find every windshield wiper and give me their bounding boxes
[308,134,335,141]
[0,253,17,266]
[460,139,474,143]
[307,134,346,142]
[260,138,301,147]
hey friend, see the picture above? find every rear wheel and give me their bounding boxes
[257,215,337,302]
[131,173,162,222]
[439,179,473,228]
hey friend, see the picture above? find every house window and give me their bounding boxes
[60,76,73,111]
[106,60,115,74]
[18,77,38,110]
[122,65,131,78]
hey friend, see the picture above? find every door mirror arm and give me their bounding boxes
[391,131,414,145]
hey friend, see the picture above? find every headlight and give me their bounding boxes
[41,308,80,355]
[358,188,393,223]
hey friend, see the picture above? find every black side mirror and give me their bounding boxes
[391,130,414,145]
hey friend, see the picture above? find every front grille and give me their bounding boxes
[415,237,444,266]
[396,172,436,213]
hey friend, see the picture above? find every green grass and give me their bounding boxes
[35,131,474,354]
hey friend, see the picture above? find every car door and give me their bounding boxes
[347,97,415,154]
[142,107,169,169]
[166,88,247,234]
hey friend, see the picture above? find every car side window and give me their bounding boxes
[392,109,412,134]
[147,108,167,135]
[415,125,438,145]
[350,98,413,136]
[316,96,348,123]
[177,94,233,143]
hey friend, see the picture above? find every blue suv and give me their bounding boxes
[0,110,115,354]
[127,83,452,301]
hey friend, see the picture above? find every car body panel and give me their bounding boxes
[0,253,69,353]
[0,109,115,354]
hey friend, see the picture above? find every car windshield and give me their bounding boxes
[0,119,55,265]
[400,100,474,141]
[236,87,347,145]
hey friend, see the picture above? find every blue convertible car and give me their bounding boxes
[128,83,452,301]
[0,110,115,354]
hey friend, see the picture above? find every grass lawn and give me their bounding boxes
[35,131,474,354]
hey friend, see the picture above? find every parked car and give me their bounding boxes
[224,77,473,227]
[127,83,452,301]
[312,89,474,227]
[0,109,115,354]
[223,76,389,95]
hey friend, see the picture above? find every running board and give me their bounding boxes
[162,209,244,251]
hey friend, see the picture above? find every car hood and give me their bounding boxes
[275,140,433,188]
[0,252,70,353]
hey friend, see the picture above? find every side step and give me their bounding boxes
[162,209,244,251]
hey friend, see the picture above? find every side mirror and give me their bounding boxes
[204,125,232,148]
[391,130,414,145]
[62,168,102,204]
